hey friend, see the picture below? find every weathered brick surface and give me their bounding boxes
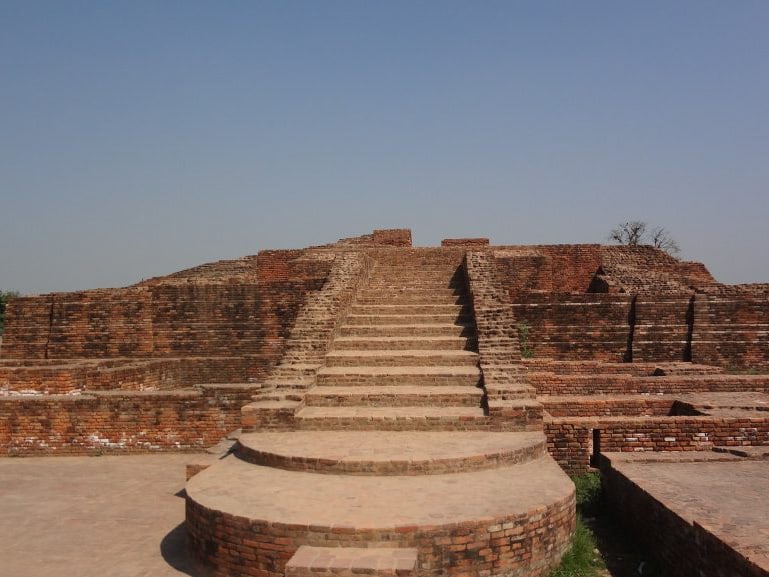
[693,289,769,369]
[0,383,259,455]
[602,463,769,577]
[546,415,769,474]
[510,293,632,362]
[3,250,332,360]
[186,489,576,577]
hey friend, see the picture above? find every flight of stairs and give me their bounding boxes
[186,254,575,577]
[296,262,488,430]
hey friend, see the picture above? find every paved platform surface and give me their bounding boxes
[0,454,202,577]
[237,431,545,474]
[611,458,769,571]
[187,454,573,529]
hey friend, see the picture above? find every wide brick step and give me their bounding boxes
[369,267,462,276]
[345,314,470,326]
[355,296,468,306]
[339,324,475,338]
[351,304,470,316]
[235,430,548,474]
[331,336,476,351]
[186,455,575,576]
[365,281,464,290]
[316,366,482,387]
[295,406,488,430]
[304,385,483,407]
[324,350,479,367]
[357,288,466,301]
[286,546,418,577]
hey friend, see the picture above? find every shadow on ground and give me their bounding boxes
[161,522,201,577]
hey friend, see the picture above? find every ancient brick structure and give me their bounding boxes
[2,228,768,577]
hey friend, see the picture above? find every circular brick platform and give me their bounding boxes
[186,454,575,577]
[235,430,547,475]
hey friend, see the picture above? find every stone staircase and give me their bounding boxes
[295,262,487,431]
[186,253,575,577]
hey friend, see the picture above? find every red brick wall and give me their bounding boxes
[0,383,259,455]
[511,294,632,362]
[693,291,769,369]
[441,238,489,246]
[3,250,332,364]
[632,296,693,362]
[495,245,603,296]
[545,415,769,474]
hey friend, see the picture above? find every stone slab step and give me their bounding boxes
[351,304,469,315]
[324,350,479,367]
[345,314,471,326]
[304,385,483,407]
[316,366,482,387]
[236,431,547,474]
[295,406,487,430]
[332,336,476,351]
[286,546,418,577]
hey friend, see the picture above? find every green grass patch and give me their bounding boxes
[547,473,605,577]
[573,472,602,516]
[548,517,605,577]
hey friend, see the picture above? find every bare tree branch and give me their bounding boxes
[608,221,681,256]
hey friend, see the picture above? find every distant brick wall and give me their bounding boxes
[511,293,632,362]
[3,250,332,365]
[441,238,489,246]
[693,290,769,369]
[632,296,693,362]
[495,245,603,295]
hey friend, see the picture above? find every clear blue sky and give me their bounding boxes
[2,1,767,294]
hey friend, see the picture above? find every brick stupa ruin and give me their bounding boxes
[2,228,768,577]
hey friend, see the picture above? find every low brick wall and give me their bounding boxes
[541,397,674,417]
[545,415,769,474]
[0,356,265,395]
[529,373,769,396]
[602,464,768,577]
[0,383,259,455]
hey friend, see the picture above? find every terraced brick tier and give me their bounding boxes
[316,366,482,387]
[339,324,475,338]
[186,455,575,577]
[331,336,476,351]
[324,350,479,367]
[303,385,484,407]
[234,431,547,474]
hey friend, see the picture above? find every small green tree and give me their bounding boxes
[0,291,20,335]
